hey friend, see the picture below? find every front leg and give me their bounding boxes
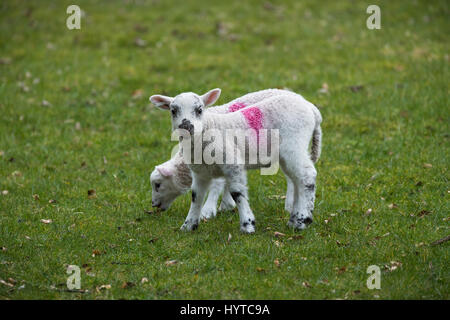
[180,174,210,231]
[200,178,224,220]
[223,166,255,234]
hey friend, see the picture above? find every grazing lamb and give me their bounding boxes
[150,88,297,218]
[150,89,322,233]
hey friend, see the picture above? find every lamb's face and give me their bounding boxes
[150,168,182,211]
[170,93,204,135]
[150,88,221,136]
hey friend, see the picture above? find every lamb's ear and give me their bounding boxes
[157,166,173,177]
[201,88,221,107]
[150,95,173,110]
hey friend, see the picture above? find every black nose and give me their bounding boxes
[178,119,194,134]
[152,201,161,208]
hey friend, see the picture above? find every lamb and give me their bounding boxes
[150,88,322,233]
[150,88,297,219]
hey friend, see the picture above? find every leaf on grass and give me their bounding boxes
[274,231,285,238]
[417,210,431,217]
[384,261,402,272]
[337,266,347,274]
[96,284,111,292]
[165,260,178,266]
[141,277,149,284]
[423,163,432,168]
[349,85,364,92]
[121,281,135,289]
[274,258,280,267]
[227,233,232,243]
[365,208,373,216]
[256,267,265,273]
[32,194,39,200]
[92,250,102,257]
[132,89,143,99]
[148,238,158,244]
[0,279,14,287]
[302,281,312,288]
[40,219,52,224]
[1,190,8,195]
[87,189,96,199]
[48,199,57,204]
[388,203,398,209]
[318,83,329,94]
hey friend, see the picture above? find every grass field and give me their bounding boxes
[0,0,448,299]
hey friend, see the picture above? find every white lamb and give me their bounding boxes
[150,88,322,233]
[150,89,296,219]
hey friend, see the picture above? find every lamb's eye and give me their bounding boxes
[195,108,202,116]
[171,109,177,117]
[155,183,161,191]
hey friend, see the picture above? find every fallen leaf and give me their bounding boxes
[365,208,373,216]
[256,267,265,272]
[42,100,51,107]
[96,284,111,292]
[388,203,397,209]
[40,219,53,224]
[165,260,178,266]
[121,281,135,289]
[132,89,143,99]
[148,238,158,244]
[92,250,102,257]
[1,190,8,195]
[302,281,312,288]
[32,194,39,200]
[274,258,280,267]
[134,38,146,47]
[227,233,232,243]
[423,163,432,168]
[87,189,96,199]
[141,277,149,284]
[417,210,431,217]
[384,261,402,272]
[48,199,57,204]
[274,231,285,238]
[337,266,347,274]
[0,279,14,287]
[349,85,364,92]
[318,83,329,94]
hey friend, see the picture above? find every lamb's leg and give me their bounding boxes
[200,178,224,220]
[218,180,236,211]
[281,150,317,231]
[284,175,294,213]
[223,166,255,233]
[180,174,210,231]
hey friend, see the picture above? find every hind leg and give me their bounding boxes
[283,174,294,213]
[218,180,236,211]
[280,148,317,230]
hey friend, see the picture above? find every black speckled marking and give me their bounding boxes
[230,192,242,203]
[305,184,315,191]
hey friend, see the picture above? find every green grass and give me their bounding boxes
[0,0,448,299]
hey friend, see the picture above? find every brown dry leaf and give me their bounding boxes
[121,281,135,289]
[274,231,285,238]
[132,89,143,99]
[423,163,432,168]
[1,247,6,252]
[0,279,14,287]
[302,281,312,288]
[385,261,402,272]
[92,250,102,257]
[165,260,178,266]
[274,258,280,267]
[337,266,347,274]
[87,189,96,199]
[40,219,52,224]
[417,210,431,217]
[48,199,57,204]
[365,208,373,216]
[96,284,111,292]
[388,203,398,209]
[32,194,39,200]
[349,85,364,92]
[256,267,265,272]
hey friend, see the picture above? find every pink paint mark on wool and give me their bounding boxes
[241,107,263,142]
[228,102,247,112]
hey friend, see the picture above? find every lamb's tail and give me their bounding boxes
[310,105,322,163]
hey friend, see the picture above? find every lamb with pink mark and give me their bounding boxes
[149,89,294,219]
[150,88,322,233]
